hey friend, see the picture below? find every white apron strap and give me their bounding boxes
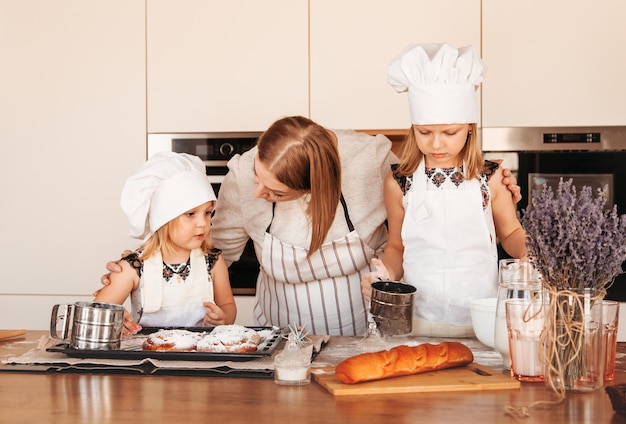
[141,252,164,313]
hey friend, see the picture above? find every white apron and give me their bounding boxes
[131,248,213,327]
[402,161,498,334]
[253,195,374,336]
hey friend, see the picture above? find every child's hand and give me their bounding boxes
[121,310,142,337]
[361,258,390,301]
[202,301,227,326]
[372,258,390,280]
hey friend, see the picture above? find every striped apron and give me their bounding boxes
[253,195,374,336]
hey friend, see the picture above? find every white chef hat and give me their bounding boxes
[120,152,216,240]
[388,43,486,125]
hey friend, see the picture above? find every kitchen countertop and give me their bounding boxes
[1,331,625,423]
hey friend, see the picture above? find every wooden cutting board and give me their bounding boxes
[0,330,26,341]
[312,363,520,396]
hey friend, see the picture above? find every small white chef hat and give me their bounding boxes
[121,151,216,240]
[388,43,486,125]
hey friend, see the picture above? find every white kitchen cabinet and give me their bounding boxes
[147,0,309,133]
[482,0,626,127]
[309,0,481,130]
[0,1,146,329]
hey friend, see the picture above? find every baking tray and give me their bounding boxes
[46,326,285,362]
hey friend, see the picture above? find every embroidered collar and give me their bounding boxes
[425,166,465,188]
[163,259,190,282]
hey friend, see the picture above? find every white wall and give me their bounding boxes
[0,2,262,332]
[0,1,146,329]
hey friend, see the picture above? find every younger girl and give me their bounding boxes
[94,152,236,335]
[362,43,527,337]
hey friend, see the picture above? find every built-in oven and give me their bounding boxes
[483,126,626,301]
[148,132,262,295]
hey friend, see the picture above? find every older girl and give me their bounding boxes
[362,43,527,337]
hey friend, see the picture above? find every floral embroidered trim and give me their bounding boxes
[163,260,190,282]
[391,160,500,211]
[425,166,465,188]
[122,248,222,282]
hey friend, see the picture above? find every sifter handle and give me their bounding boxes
[49,304,72,341]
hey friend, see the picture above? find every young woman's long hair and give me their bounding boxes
[394,123,482,180]
[257,115,342,256]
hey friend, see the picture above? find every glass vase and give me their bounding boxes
[543,288,604,393]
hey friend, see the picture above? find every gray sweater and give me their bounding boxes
[211,129,396,266]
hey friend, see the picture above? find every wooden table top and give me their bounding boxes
[1,331,625,424]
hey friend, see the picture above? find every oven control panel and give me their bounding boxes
[148,132,262,163]
[543,132,600,144]
[172,136,258,161]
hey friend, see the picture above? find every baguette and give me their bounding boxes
[334,342,473,384]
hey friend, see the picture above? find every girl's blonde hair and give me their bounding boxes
[394,123,483,180]
[138,216,213,260]
[257,116,341,256]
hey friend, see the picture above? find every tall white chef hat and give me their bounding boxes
[120,151,216,241]
[388,43,486,125]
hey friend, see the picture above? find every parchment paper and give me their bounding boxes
[2,334,330,374]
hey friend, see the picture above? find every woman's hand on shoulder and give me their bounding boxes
[488,166,512,198]
[98,250,134,292]
[489,166,528,258]
[93,259,137,306]
[502,168,522,204]
[489,159,522,204]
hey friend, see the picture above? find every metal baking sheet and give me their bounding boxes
[46,326,285,362]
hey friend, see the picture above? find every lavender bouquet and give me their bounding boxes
[520,178,626,292]
[519,178,626,395]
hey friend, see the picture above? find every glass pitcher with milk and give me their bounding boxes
[494,259,543,370]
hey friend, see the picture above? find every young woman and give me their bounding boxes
[362,43,528,337]
[94,152,236,335]
[211,116,395,336]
